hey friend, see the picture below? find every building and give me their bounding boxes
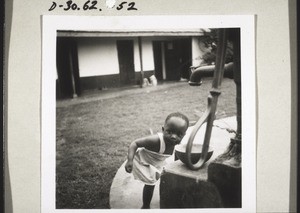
[56,29,211,98]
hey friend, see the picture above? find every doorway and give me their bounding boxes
[153,41,163,81]
[116,40,135,85]
[153,38,192,81]
[56,37,81,99]
[164,38,192,81]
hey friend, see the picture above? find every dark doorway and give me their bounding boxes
[164,38,192,81]
[179,38,192,79]
[116,40,135,85]
[153,41,163,81]
[56,37,81,99]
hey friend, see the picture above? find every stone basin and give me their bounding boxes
[175,143,213,165]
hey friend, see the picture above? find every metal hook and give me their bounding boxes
[185,29,228,170]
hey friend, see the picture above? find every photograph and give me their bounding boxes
[5,1,297,213]
[41,15,256,212]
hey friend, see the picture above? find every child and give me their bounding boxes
[125,112,189,209]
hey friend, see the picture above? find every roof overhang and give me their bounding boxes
[57,29,211,37]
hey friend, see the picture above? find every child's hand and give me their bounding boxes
[125,160,133,173]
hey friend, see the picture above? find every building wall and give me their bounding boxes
[134,37,155,72]
[192,36,212,67]
[75,37,156,90]
[77,37,120,77]
[77,37,155,78]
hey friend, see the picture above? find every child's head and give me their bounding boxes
[162,112,189,146]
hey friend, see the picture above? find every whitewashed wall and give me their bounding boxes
[77,37,155,77]
[77,37,119,77]
[191,36,211,67]
[134,37,155,72]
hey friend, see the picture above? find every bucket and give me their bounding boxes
[149,75,157,86]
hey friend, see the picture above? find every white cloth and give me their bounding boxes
[131,133,171,185]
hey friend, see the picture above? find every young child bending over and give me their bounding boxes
[125,112,189,209]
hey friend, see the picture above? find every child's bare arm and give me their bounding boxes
[125,141,138,173]
[125,135,159,173]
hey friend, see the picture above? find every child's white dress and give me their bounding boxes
[131,133,171,185]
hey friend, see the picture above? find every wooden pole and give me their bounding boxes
[69,42,77,98]
[138,37,144,87]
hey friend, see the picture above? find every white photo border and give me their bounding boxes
[41,15,256,212]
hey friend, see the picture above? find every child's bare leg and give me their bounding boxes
[142,184,155,209]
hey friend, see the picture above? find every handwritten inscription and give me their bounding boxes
[48,0,138,11]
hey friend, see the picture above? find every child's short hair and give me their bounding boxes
[165,112,189,128]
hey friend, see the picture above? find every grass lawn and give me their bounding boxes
[56,78,237,209]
